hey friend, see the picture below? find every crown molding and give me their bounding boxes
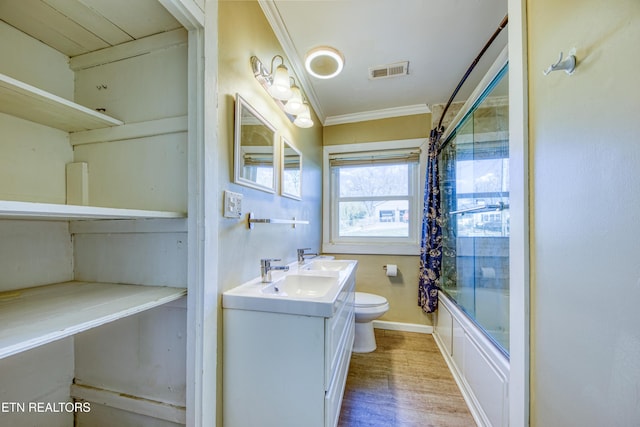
[324,104,431,126]
[257,1,430,128]
[258,0,326,124]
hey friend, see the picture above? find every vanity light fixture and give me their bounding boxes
[251,55,314,128]
[304,46,344,79]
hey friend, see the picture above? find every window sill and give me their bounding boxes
[322,242,420,256]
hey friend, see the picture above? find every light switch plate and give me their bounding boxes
[224,190,243,218]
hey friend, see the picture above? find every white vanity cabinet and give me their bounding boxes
[223,267,356,427]
[0,2,199,426]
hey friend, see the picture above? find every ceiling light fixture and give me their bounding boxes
[304,46,344,79]
[251,55,314,128]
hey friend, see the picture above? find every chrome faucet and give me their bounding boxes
[297,248,318,263]
[260,258,289,283]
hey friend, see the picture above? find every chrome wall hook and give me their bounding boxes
[543,51,576,76]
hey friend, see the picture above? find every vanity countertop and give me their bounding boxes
[222,259,357,317]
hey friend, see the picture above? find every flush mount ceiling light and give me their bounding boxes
[304,46,344,79]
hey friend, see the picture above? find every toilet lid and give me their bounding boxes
[355,292,388,308]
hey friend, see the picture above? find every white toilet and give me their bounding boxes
[353,292,390,353]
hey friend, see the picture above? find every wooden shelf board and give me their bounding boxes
[0,200,185,221]
[0,73,123,132]
[0,281,187,360]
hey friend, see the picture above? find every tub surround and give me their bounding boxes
[434,292,509,427]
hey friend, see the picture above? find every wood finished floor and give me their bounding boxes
[338,330,476,427]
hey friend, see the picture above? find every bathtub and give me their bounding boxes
[443,287,509,353]
[433,290,510,427]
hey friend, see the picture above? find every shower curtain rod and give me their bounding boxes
[435,14,508,133]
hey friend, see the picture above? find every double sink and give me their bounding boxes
[222,259,356,317]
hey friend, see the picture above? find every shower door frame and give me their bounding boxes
[507,0,530,425]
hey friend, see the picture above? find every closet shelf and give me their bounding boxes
[0,73,123,132]
[0,281,187,360]
[0,200,185,221]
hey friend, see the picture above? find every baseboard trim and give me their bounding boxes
[372,320,433,334]
[70,383,185,424]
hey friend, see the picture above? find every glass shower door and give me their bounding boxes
[439,67,510,354]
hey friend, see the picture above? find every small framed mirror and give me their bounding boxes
[234,94,277,193]
[281,137,302,200]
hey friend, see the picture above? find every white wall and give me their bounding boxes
[0,23,73,204]
[0,20,73,98]
[0,339,74,427]
[528,1,640,425]
[72,33,188,212]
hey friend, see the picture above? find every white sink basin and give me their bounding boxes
[301,260,353,272]
[260,274,337,298]
[223,259,357,317]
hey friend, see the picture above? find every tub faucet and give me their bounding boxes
[297,248,318,263]
[260,258,289,283]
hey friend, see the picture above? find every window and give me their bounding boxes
[323,140,427,255]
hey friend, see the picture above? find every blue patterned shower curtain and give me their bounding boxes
[418,128,443,313]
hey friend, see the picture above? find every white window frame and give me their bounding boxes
[322,138,428,255]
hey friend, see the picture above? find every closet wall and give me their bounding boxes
[0,2,193,425]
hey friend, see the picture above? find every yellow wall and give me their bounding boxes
[323,114,432,326]
[218,2,433,328]
[217,0,323,291]
[527,0,640,424]
[323,114,429,145]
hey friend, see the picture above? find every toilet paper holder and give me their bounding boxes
[382,264,398,276]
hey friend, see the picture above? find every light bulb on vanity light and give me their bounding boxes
[293,103,314,128]
[284,84,305,115]
[268,63,293,100]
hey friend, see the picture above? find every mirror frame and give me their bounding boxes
[280,137,302,200]
[234,94,277,193]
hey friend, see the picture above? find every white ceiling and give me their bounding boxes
[0,0,182,57]
[260,0,508,125]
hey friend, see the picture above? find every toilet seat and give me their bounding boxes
[355,292,388,308]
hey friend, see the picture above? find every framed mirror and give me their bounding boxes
[281,137,302,200]
[234,94,277,193]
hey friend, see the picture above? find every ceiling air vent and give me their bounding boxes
[368,61,409,80]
